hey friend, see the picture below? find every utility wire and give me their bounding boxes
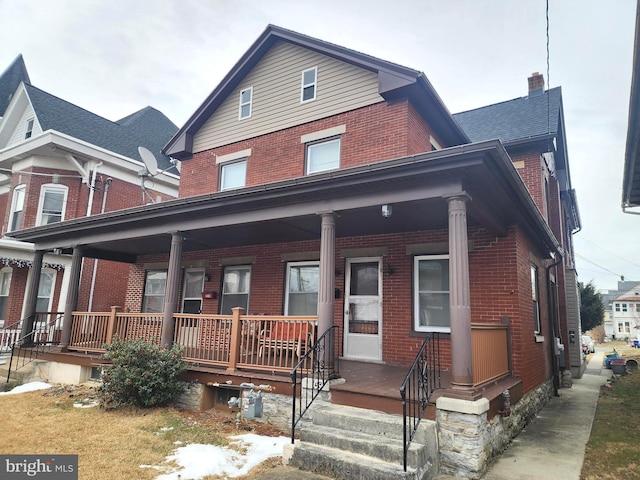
[575,253,625,278]
[575,235,640,270]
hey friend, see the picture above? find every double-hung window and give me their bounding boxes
[142,270,167,313]
[531,265,541,334]
[220,159,247,190]
[622,303,628,313]
[285,262,319,315]
[24,118,34,139]
[8,185,25,232]
[239,87,253,119]
[301,67,317,102]
[414,255,450,332]
[36,270,55,312]
[37,185,67,226]
[0,268,11,326]
[306,138,340,174]
[220,266,251,315]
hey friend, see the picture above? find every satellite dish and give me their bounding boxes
[138,146,158,176]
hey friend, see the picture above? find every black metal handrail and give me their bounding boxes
[290,325,338,444]
[399,333,441,472]
[6,313,63,383]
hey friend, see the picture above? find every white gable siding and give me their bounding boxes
[8,104,40,146]
[193,41,383,153]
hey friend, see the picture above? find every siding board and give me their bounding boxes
[193,41,382,152]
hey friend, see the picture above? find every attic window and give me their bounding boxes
[301,67,317,103]
[239,87,253,119]
[24,118,34,139]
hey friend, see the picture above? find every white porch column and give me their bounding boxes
[447,194,474,388]
[161,232,183,346]
[318,212,336,336]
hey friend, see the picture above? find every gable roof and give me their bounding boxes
[0,55,30,117]
[452,87,562,145]
[164,24,469,159]
[24,84,178,172]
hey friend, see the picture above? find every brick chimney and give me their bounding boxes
[528,72,545,96]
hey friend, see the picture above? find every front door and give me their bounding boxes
[344,258,382,361]
[181,268,205,314]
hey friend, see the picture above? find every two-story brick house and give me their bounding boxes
[0,55,179,343]
[9,26,581,478]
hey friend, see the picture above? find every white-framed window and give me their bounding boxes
[142,270,167,313]
[24,118,34,139]
[285,261,319,315]
[220,159,247,190]
[8,185,25,232]
[615,303,621,312]
[306,138,341,174]
[622,303,628,313]
[618,322,631,334]
[301,66,317,102]
[414,255,450,333]
[239,87,253,119]
[181,268,205,314]
[0,268,12,324]
[37,184,68,226]
[36,269,56,312]
[531,264,541,334]
[220,265,251,315]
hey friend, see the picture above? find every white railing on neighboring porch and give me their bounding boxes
[0,328,20,353]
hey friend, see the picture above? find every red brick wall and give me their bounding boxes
[512,152,545,217]
[179,101,442,198]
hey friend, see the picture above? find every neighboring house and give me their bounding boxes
[624,0,640,212]
[602,281,640,340]
[0,55,179,342]
[8,26,582,478]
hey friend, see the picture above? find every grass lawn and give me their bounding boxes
[581,351,640,480]
[0,384,287,480]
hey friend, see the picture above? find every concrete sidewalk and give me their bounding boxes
[482,350,609,479]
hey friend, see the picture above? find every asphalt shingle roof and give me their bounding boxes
[0,55,30,117]
[453,87,562,144]
[24,84,178,173]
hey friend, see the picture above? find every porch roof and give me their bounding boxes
[8,140,561,262]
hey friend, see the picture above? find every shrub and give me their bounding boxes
[97,338,187,409]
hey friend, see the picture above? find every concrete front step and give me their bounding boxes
[292,442,424,480]
[300,424,429,470]
[290,404,438,480]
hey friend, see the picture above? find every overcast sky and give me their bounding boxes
[0,0,637,292]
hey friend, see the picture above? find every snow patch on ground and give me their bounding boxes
[0,381,52,395]
[146,433,290,480]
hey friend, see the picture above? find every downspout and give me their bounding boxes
[87,177,112,311]
[546,254,563,397]
[86,161,103,217]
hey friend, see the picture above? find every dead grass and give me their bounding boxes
[581,362,640,480]
[0,384,287,480]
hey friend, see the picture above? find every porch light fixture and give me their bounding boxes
[381,204,393,218]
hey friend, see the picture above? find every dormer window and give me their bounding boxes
[239,87,253,119]
[301,67,317,102]
[24,118,34,139]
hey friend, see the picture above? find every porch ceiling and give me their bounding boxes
[8,140,561,262]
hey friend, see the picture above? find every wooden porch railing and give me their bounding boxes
[66,307,317,374]
[471,322,510,385]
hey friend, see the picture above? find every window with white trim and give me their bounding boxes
[142,270,167,313]
[285,261,319,315]
[531,265,541,334]
[0,268,12,324]
[24,118,34,139]
[414,255,450,332]
[8,185,25,232]
[301,67,317,102]
[220,159,247,190]
[220,266,251,315]
[239,87,253,119]
[306,138,340,174]
[615,303,621,312]
[36,269,56,312]
[622,303,628,313]
[37,184,68,226]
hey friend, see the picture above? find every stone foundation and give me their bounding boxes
[436,380,553,479]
